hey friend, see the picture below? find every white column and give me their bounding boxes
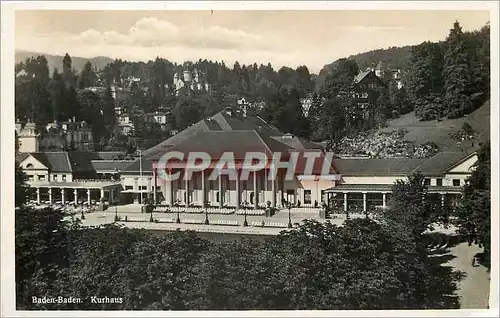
[201,171,206,206]
[100,188,105,200]
[271,172,276,208]
[61,188,65,204]
[219,174,223,208]
[236,173,240,209]
[168,171,173,206]
[153,181,157,205]
[74,189,78,203]
[363,192,367,212]
[87,189,91,204]
[110,189,114,204]
[36,188,40,204]
[253,171,258,209]
[382,193,387,209]
[48,188,53,204]
[343,192,348,212]
[185,177,189,206]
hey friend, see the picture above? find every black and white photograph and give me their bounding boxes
[1,1,498,316]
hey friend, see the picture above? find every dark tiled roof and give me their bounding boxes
[333,158,426,176]
[168,131,274,159]
[353,70,372,84]
[94,151,127,160]
[412,150,478,176]
[141,119,216,158]
[271,136,323,150]
[15,153,30,164]
[42,152,72,172]
[91,160,134,173]
[29,153,52,169]
[67,152,95,172]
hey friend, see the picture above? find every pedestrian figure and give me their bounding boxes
[472,256,477,267]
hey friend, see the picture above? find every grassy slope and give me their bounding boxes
[379,100,490,151]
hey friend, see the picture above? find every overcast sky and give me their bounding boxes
[15,10,490,73]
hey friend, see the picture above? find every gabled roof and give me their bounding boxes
[67,152,95,172]
[165,130,282,159]
[94,151,127,160]
[91,160,134,173]
[271,136,323,150]
[353,70,373,84]
[445,150,478,173]
[333,158,426,176]
[412,150,478,176]
[22,152,72,172]
[15,153,30,164]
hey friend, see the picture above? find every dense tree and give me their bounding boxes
[62,53,76,89]
[311,98,346,147]
[77,61,97,89]
[453,142,491,267]
[260,87,310,138]
[48,68,66,121]
[76,90,107,143]
[15,56,52,125]
[443,21,473,118]
[406,41,445,120]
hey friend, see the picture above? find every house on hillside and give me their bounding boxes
[172,69,210,96]
[352,70,385,118]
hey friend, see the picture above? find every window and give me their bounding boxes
[424,178,431,186]
[38,175,45,181]
[139,186,148,191]
[62,175,67,181]
[26,163,34,169]
[28,175,34,181]
[436,178,443,186]
[304,190,312,204]
[453,179,461,187]
[52,175,57,181]
[125,186,133,190]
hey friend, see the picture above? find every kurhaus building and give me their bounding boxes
[119,109,478,211]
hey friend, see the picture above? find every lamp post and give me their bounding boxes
[204,207,209,225]
[137,148,143,204]
[114,204,118,222]
[148,199,154,223]
[287,202,292,228]
[243,201,248,227]
[176,210,180,224]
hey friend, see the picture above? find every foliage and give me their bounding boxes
[405,21,489,121]
[453,142,491,267]
[15,163,30,207]
[443,22,473,118]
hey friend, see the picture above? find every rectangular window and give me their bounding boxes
[52,174,57,181]
[424,178,431,186]
[125,186,133,190]
[453,179,461,187]
[62,175,67,181]
[436,178,443,186]
[304,190,312,204]
[38,175,45,181]
[28,175,34,181]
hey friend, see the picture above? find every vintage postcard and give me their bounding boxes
[1,1,498,317]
